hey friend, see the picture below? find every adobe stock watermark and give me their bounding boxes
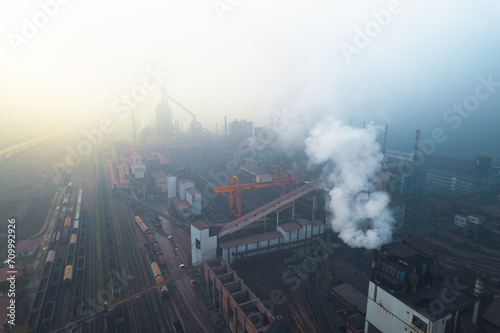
[7,0,71,54]
[212,0,243,21]
[339,0,403,64]
[51,65,169,175]
[387,73,499,192]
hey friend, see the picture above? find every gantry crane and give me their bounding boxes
[211,168,298,217]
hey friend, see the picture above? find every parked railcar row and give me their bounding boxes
[134,215,168,298]
[134,215,166,265]
[30,181,87,332]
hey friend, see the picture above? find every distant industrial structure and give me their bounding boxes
[101,100,500,333]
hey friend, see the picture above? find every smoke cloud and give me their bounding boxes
[305,118,395,249]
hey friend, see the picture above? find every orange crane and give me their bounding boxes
[211,169,298,217]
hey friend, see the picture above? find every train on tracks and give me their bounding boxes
[62,217,72,242]
[150,262,168,298]
[63,265,73,283]
[135,216,166,265]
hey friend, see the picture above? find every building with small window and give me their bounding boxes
[364,240,481,333]
[389,200,406,229]
[150,170,168,193]
[15,239,39,257]
[191,220,218,265]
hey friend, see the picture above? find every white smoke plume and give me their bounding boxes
[305,118,395,249]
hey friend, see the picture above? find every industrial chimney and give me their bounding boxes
[413,130,421,162]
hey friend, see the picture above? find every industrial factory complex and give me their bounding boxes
[10,90,500,333]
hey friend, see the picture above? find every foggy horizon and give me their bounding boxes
[2,1,500,161]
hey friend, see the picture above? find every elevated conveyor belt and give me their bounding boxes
[218,180,319,238]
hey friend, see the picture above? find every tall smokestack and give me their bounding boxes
[224,116,227,136]
[413,130,421,162]
[383,125,388,156]
[132,114,136,143]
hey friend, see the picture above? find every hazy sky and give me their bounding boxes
[1,0,500,160]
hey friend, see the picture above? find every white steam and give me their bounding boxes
[305,118,395,249]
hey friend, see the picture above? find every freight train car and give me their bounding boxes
[139,222,149,234]
[151,262,161,279]
[62,197,69,212]
[63,265,73,283]
[135,216,144,226]
[62,218,72,242]
[46,250,56,265]
[69,234,77,246]
[159,285,168,298]
[155,275,168,298]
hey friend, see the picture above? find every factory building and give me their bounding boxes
[365,240,481,333]
[389,200,406,229]
[149,170,168,193]
[203,258,275,333]
[15,239,39,257]
[424,169,477,197]
[167,174,177,198]
[219,219,324,265]
[177,179,194,200]
[191,220,218,264]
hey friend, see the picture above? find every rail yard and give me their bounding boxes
[6,115,500,333]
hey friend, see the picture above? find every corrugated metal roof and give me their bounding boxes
[171,197,191,211]
[16,239,39,253]
[150,152,170,164]
[332,283,367,314]
[220,231,283,249]
[402,236,436,253]
[382,242,419,258]
[151,170,167,180]
[192,220,214,230]
[186,187,200,195]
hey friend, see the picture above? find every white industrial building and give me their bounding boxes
[186,187,202,215]
[190,216,325,266]
[365,240,481,333]
[220,219,324,264]
[191,220,218,265]
[178,179,194,200]
[167,174,177,198]
[454,214,486,228]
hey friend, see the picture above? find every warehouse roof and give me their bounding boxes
[186,187,200,195]
[17,239,39,253]
[382,242,418,259]
[150,152,170,165]
[332,283,367,314]
[220,231,283,249]
[402,235,436,254]
[151,170,167,180]
[192,220,214,230]
[171,197,191,211]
